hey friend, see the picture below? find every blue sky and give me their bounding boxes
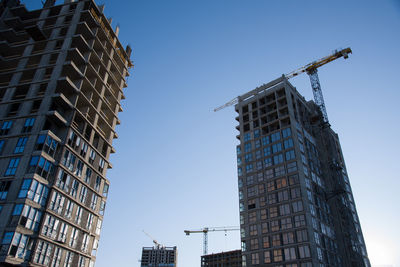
[24,0,400,266]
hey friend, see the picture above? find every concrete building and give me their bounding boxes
[0,0,131,266]
[235,76,370,266]
[201,250,241,267]
[140,246,177,267]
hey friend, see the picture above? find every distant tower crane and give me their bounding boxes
[184,226,239,255]
[214,47,352,124]
[143,230,164,249]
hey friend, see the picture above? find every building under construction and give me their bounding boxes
[140,246,177,267]
[225,50,370,266]
[201,249,241,267]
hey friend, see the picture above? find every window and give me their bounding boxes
[42,214,59,239]
[0,120,13,135]
[5,158,20,176]
[260,209,267,220]
[279,204,290,216]
[63,149,76,171]
[245,153,253,162]
[2,232,14,245]
[282,232,295,244]
[75,206,82,225]
[277,190,288,202]
[27,156,54,180]
[79,185,88,203]
[98,158,105,172]
[95,218,102,235]
[250,238,258,250]
[282,127,291,138]
[262,136,270,146]
[8,232,31,259]
[271,220,279,232]
[89,149,96,165]
[291,187,301,199]
[276,178,287,189]
[86,212,94,230]
[236,146,241,155]
[52,247,63,267]
[80,142,88,158]
[292,201,304,213]
[0,181,11,200]
[33,240,53,265]
[272,143,282,153]
[49,191,65,214]
[261,222,268,233]
[69,228,79,248]
[58,223,68,243]
[264,251,271,263]
[102,183,109,197]
[273,249,283,262]
[262,236,270,248]
[287,161,297,173]
[284,138,294,149]
[18,178,49,206]
[64,199,74,219]
[244,143,252,153]
[284,247,297,260]
[294,215,306,227]
[298,245,310,258]
[297,229,308,242]
[285,150,295,161]
[76,160,84,177]
[81,234,90,252]
[263,146,271,156]
[70,179,79,198]
[56,170,71,193]
[264,157,272,167]
[249,211,257,223]
[64,251,74,267]
[0,139,4,154]
[99,200,106,216]
[281,217,293,230]
[22,118,35,133]
[247,186,257,197]
[249,224,258,236]
[35,135,58,157]
[18,205,42,231]
[269,206,278,218]
[271,132,281,142]
[273,154,284,165]
[244,133,251,142]
[267,181,275,192]
[251,253,259,265]
[14,137,28,153]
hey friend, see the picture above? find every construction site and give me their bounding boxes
[139,48,371,267]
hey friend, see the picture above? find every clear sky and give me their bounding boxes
[24,0,400,266]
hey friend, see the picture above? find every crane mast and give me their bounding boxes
[214,47,352,124]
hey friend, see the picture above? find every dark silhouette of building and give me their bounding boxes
[141,246,177,267]
[201,250,241,267]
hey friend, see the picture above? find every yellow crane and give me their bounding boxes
[214,47,352,124]
[184,226,239,255]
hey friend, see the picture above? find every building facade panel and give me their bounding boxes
[0,0,131,266]
[235,77,369,267]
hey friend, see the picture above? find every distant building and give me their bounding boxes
[201,249,241,267]
[0,0,131,266]
[235,77,370,266]
[141,246,177,267]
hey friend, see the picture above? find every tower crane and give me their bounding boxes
[214,47,352,124]
[143,230,164,249]
[184,226,239,255]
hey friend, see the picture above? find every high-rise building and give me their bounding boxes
[140,246,177,267]
[0,0,131,266]
[201,249,242,267]
[235,76,370,266]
